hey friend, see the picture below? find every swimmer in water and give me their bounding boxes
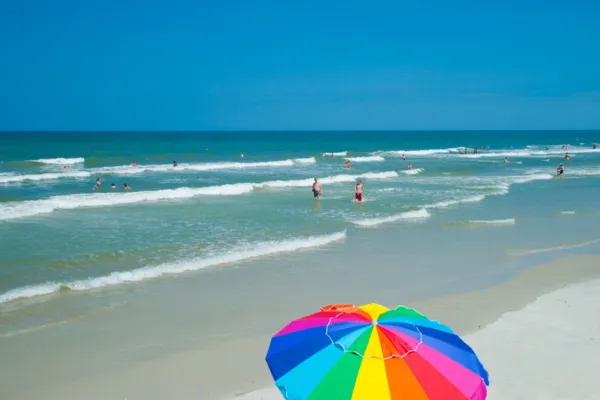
[408,163,412,170]
[63,165,67,170]
[111,183,116,189]
[504,157,509,163]
[312,177,322,198]
[132,161,137,167]
[355,179,364,202]
[173,161,178,167]
[93,177,101,190]
[564,152,571,160]
[345,160,351,169]
[124,183,131,190]
[402,154,406,161]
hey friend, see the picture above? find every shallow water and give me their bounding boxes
[1,131,599,320]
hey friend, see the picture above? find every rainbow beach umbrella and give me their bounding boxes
[266,303,489,399]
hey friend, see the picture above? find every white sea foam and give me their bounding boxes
[356,171,398,179]
[400,168,423,175]
[512,173,553,184]
[426,194,487,209]
[0,171,91,184]
[0,231,347,304]
[560,211,576,215]
[344,156,385,162]
[322,151,348,156]
[462,147,598,159]
[91,157,315,175]
[468,218,516,225]
[566,167,600,177]
[373,148,456,157]
[0,172,398,220]
[351,209,431,227]
[29,157,85,165]
[294,157,317,164]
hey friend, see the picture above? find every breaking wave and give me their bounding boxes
[351,209,431,227]
[29,157,85,165]
[0,171,91,184]
[91,157,316,175]
[0,171,399,220]
[344,156,385,162]
[373,148,456,157]
[400,168,424,175]
[0,231,347,304]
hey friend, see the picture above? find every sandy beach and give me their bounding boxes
[2,253,599,400]
[237,276,600,400]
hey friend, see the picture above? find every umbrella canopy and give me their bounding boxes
[266,303,489,399]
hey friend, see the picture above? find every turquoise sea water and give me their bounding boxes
[1,131,600,313]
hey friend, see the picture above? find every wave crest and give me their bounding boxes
[0,172,398,220]
[0,231,347,304]
[344,156,385,162]
[30,157,85,165]
[351,209,431,227]
[0,171,91,184]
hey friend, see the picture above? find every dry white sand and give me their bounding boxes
[235,278,600,400]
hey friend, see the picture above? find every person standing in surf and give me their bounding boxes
[355,179,364,202]
[312,177,322,198]
[93,177,101,190]
[557,163,564,177]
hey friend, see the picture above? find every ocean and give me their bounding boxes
[1,131,599,330]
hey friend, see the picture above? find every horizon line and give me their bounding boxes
[1,129,599,134]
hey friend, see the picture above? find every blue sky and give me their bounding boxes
[1,0,599,130]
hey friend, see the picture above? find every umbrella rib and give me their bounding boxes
[324,313,424,360]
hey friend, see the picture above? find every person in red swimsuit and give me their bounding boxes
[355,179,363,201]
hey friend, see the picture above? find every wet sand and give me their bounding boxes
[2,254,599,400]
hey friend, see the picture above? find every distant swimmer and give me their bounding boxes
[173,161,178,167]
[111,183,116,189]
[312,178,322,198]
[93,177,101,190]
[402,154,406,161]
[504,157,509,163]
[63,165,67,170]
[408,163,413,170]
[124,183,131,190]
[355,179,364,202]
[473,148,478,154]
[132,161,137,167]
[557,163,564,177]
[564,152,571,160]
[345,160,351,169]
[594,143,597,150]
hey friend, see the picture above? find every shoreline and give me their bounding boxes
[3,253,598,400]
